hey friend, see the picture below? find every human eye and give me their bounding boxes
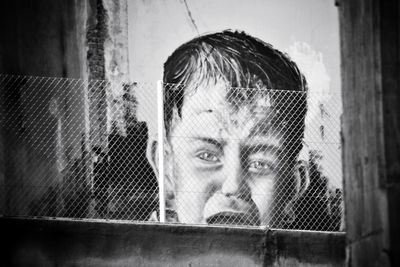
[247,158,274,175]
[197,151,220,163]
[192,138,223,165]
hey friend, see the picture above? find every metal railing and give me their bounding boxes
[0,74,343,231]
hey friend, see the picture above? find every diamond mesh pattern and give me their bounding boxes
[0,74,343,231]
[161,83,343,231]
[0,75,158,221]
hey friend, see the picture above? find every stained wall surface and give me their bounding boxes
[0,217,345,267]
[0,0,88,216]
[0,1,347,266]
[128,0,343,190]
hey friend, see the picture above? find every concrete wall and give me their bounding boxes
[0,1,346,266]
[0,0,87,78]
[0,0,89,216]
[0,218,345,267]
[0,0,131,218]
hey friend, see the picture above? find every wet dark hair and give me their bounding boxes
[163,30,308,160]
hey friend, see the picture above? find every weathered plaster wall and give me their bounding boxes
[103,0,129,84]
[0,0,87,78]
[0,0,131,217]
[86,0,130,149]
[128,0,343,192]
[0,2,347,266]
[0,218,345,267]
[0,0,89,215]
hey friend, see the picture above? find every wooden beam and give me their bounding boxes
[339,0,400,266]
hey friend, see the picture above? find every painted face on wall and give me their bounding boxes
[167,80,290,226]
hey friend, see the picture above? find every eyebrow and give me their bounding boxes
[196,109,214,114]
[242,143,282,156]
[189,137,226,150]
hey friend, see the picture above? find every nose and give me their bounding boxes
[221,165,241,197]
[220,152,251,201]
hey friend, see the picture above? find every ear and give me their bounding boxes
[281,160,310,226]
[293,159,310,200]
[147,138,159,174]
[146,138,175,208]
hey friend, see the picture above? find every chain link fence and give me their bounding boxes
[0,74,343,231]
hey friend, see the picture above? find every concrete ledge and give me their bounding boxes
[0,217,345,266]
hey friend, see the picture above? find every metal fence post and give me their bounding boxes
[157,80,165,223]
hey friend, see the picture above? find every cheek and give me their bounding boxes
[172,152,211,190]
[249,178,275,218]
[172,153,217,223]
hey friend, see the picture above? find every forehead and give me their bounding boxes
[172,80,281,141]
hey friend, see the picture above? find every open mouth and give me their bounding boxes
[206,212,260,226]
